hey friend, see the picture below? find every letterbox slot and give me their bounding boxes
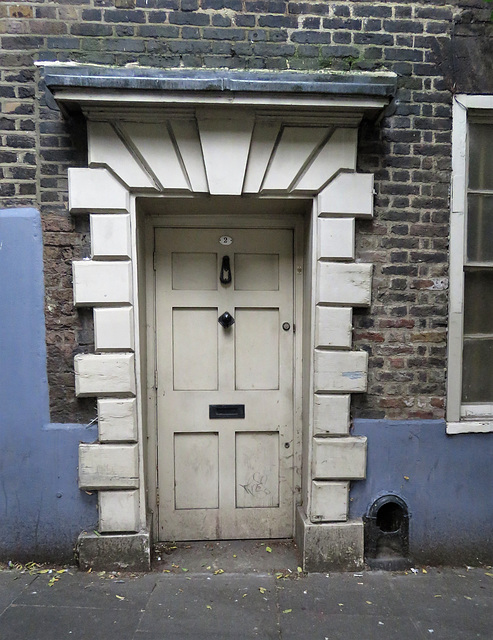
[209,404,245,419]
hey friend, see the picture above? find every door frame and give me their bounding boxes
[143,205,306,541]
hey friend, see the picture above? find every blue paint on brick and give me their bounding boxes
[0,208,97,563]
[350,419,493,564]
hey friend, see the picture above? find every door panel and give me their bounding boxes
[172,308,218,390]
[235,308,279,390]
[154,227,294,540]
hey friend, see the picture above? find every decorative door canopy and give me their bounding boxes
[43,64,396,123]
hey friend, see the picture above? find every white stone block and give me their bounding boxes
[317,262,372,307]
[94,307,134,352]
[73,260,132,306]
[318,173,374,218]
[310,481,349,522]
[313,394,351,436]
[99,490,140,532]
[198,114,254,195]
[312,437,367,480]
[98,398,138,443]
[90,214,131,260]
[314,350,368,393]
[79,443,139,489]
[68,168,129,213]
[88,121,155,190]
[318,218,355,260]
[74,353,136,397]
[315,306,352,349]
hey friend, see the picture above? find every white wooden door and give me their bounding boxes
[154,227,294,540]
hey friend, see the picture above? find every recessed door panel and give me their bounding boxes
[235,308,279,390]
[234,253,279,291]
[172,308,218,390]
[154,226,294,541]
[172,252,217,290]
[236,432,280,508]
[174,433,219,510]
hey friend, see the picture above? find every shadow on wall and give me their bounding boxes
[0,208,97,563]
[350,419,493,566]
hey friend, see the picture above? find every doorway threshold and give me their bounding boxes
[152,539,301,575]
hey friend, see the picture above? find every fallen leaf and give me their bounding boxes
[404,476,410,481]
[206,605,212,610]
[242,594,247,598]
[206,566,212,570]
[259,587,267,594]
[182,568,189,572]
[422,569,427,574]
[434,595,442,598]
[485,572,493,577]
[464,596,472,600]
[233,555,237,558]
[297,567,303,574]
[266,547,272,553]
[283,609,292,614]
[366,601,372,605]
[116,595,125,600]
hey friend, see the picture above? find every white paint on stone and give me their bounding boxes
[99,490,140,532]
[318,173,374,218]
[312,437,367,480]
[79,443,139,489]
[295,128,357,192]
[68,168,129,213]
[317,262,372,307]
[318,217,355,260]
[314,350,368,393]
[313,394,351,436]
[90,213,131,260]
[198,112,254,195]
[74,353,136,397]
[98,398,138,443]
[310,481,349,522]
[88,121,155,189]
[315,306,352,349]
[94,306,134,352]
[73,260,132,306]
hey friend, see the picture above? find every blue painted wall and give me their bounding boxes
[350,419,493,565]
[0,208,97,563]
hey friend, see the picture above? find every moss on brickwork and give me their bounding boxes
[0,0,492,421]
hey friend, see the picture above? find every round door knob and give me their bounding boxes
[282,322,291,331]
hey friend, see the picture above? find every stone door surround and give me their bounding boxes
[45,66,395,571]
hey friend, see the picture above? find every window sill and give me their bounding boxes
[446,421,493,434]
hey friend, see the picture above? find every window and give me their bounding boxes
[448,95,493,433]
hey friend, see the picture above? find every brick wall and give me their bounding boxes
[1,0,492,422]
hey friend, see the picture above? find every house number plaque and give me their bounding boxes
[219,236,233,245]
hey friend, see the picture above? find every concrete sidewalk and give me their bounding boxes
[0,541,491,640]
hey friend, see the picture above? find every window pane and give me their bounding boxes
[462,338,493,402]
[464,271,493,334]
[467,195,493,262]
[469,123,493,190]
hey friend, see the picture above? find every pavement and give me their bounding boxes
[0,540,491,640]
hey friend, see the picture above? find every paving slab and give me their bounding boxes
[13,570,157,611]
[138,574,279,639]
[0,603,143,640]
[0,570,37,615]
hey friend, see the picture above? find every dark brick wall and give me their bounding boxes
[0,0,492,422]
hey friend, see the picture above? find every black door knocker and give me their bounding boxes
[220,255,232,285]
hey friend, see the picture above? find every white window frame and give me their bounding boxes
[447,94,493,434]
